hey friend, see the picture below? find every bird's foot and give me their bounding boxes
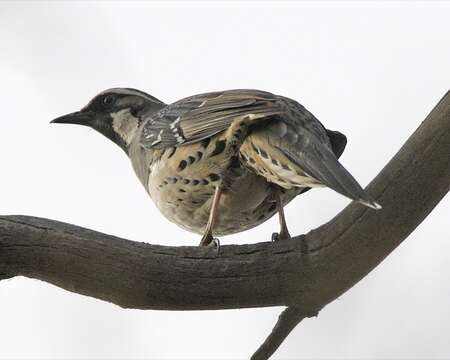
[271,229,292,242]
[199,233,220,253]
[209,238,220,251]
[204,237,220,255]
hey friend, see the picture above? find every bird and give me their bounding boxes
[51,88,380,247]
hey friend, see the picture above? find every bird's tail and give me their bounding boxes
[280,140,381,210]
[241,120,381,210]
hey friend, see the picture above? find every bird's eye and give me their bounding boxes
[103,95,116,107]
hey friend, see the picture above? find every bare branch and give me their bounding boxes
[0,91,449,358]
[251,306,311,360]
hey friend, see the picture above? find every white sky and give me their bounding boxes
[0,1,449,359]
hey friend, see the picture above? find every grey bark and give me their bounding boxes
[1,91,449,359]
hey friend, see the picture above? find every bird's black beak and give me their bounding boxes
[50,111,94,125]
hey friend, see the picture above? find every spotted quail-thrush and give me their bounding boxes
[52,88,380,246]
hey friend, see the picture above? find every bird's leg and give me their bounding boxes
[199,185,222,247]
[272,187,292,242]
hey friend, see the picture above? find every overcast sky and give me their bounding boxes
[0,1,449,359]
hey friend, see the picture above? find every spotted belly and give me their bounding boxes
[147,159,282,235]
[141,133,298,236]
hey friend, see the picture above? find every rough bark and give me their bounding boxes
[1,91,449,359]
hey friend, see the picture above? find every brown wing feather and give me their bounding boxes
[140,89,284,149]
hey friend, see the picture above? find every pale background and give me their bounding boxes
[0,1,449,359]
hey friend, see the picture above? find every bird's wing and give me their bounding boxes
[298,129,347,195]
[262,121,379,208]
[139,89,286,149]
[326,130,347,159]
[279,133,379,208]
[241,95,378,209]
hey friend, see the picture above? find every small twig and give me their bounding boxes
[251,306,314,360]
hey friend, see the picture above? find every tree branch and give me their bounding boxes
[1,91,449,359]
[251,306,310,360]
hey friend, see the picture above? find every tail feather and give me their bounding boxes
[280,141,381,210]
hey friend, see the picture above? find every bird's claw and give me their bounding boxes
[271,231,291,242]
[209,237,220,248]
[199,234,220,254]
[206,238,220,255]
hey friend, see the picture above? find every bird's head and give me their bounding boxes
[51,88,165,153]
